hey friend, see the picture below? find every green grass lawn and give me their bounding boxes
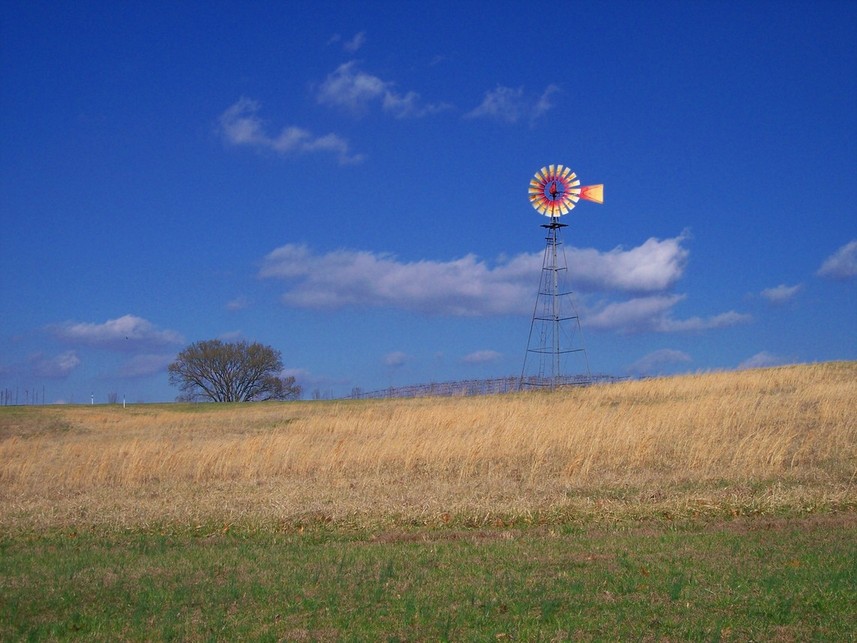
[2,513,855,641]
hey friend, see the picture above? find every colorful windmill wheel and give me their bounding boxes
[528,165,604,217]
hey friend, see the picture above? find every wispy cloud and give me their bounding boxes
[626,349,691,376]
[738,351,788,369]
[316,61,450,118]
[119,353,174,378]
[50,314,183,350]
[343,31,366,53]
[28,351,81,378]
[0,350,82,381]
[226,296,251,311]
[760,283,802,304]
[817,240,857,279]
[259,233,748,334]
[465,84,559,124]
[218,97,364,164]
[316,62,386,112]
[383,351,409,368]
[586,295,684,331]
[461,350,503,365]
[531,85,561,123]
[655,309,752,332]
[327,31,366,53]
[585,296,750,333]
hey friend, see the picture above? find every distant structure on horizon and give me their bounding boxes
[349,374,622,400]
[520,165,603,390]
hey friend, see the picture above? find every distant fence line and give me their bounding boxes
[1,387,47,406]
[349,374,623,400]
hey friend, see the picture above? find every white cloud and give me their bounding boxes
[316,61,450,119]
[326,32,367,53]
[0,351,82,381]
[29,351,81,378]
[738,351,787,370]
[566,233,690,293]
[119,353,174,378]
[226,296,250,311]
[817,240,857,279]
[260,244,532,315]
[343,31,366,53]
[657,310,752,332]
[583,295,751,333]
[259,234,691,316]
[51,315,183,350]
[382,90,450,119]
[531,84,561,123]
[466,86,524,123]
[218,97,364,164]
[316,62,387,111]
[626,349,691,376]
[586,295,685,331]
[462,350,503,365]
[259,234,748,334]
[760,283,802,304]
[465,84,559,124]
[383,351,409,368]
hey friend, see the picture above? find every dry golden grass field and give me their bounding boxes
[1,362,855,533]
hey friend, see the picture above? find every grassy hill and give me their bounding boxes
[2,361,854,533]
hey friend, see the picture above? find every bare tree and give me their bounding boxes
[168,339,302,402]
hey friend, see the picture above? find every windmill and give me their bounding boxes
[520,165,603,389]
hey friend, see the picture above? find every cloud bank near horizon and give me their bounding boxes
[259,233,749,334]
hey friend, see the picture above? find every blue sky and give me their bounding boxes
[2,0,855,402]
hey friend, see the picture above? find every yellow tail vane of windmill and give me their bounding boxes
[579,184,604,204]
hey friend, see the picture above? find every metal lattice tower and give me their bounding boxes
[520,219,590,388]
[520,165,603,390]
